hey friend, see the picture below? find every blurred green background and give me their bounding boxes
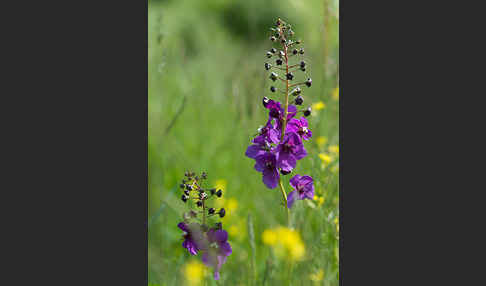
[148,0,339,285]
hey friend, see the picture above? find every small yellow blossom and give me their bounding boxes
[319,153,332,164]
[262,229,277,245]
[313,195,325,206]
[309,269,325,282]
[312,101,326,111]
[332,86,339,101]
[328,145,339,155]
[316,136,328,148]
[263,227,305,261]
[228,218,246,241]
[183,260,205,286]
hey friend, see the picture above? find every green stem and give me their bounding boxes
[278,179,290,227]
[277,19,291,228]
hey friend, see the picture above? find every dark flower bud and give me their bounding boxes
[265,62,271,70]
[216,189,223,197]
[180,183,185,189]
[305,78,312,87]
[181,194,188,203]
[215,222,222,230]
[276,58,283,66]
[270,86,276,92]
[186,184,192,191]
[263,96,270,107]
[270,48,277,54]
[292,49,298,55]
[201,172,207,179]
[266,51,272,58]
[219,208,226,218]
[276,19,281,26]
[270,72,278,81]
[275,33,280,38]
[286,72,294,80]
[300,61,306,68]
[295,96,304,105]
[280,169,291,175]
[196,201,203,207]
[299,48,305,55]
[281,38,286,44]
[300,66,306,72]
[304,107,312,117]
[184,190,190,196]
[296,39,301,44]
[270,108,279,118]
[209,188,216,195]
[279,51,285,58]
[199,192,208,200]
[270,36,276,42]
[291,87,301,96]
[208,208,215,215]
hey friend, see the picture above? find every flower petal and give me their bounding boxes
[262,168,279,189]
[287,190,298,208]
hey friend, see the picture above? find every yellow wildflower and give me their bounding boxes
[319,153,332,164]
[264,227,305,261]
[228,218,246,241]
[183,260,205,286]
[332,86,339,101]
[309,269,325,282]
[262,229,277,245]
[328,145,339,155]
[316,136,327,148]
[312,101,326,111]
[313,195,325,206]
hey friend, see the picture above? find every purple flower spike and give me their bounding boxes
[287,117,312,140]
[178,222,205,255]
[202,228,232,280]
[287,174,314,208]
[276,132,307,172]
[254,152,280,189]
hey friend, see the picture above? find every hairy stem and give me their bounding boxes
[277,22,291,227]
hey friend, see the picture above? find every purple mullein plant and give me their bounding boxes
[177,171,232,280]
[245,18,316,224]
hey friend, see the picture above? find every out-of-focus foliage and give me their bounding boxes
[149,0,339,285]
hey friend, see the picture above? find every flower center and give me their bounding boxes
[210,242,219,249]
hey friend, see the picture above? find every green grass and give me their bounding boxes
[149,0,339,285]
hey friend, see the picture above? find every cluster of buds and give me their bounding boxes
[246,18,315,209]
[265,19,312,114]
[180,171,225,217]
[177,171,231,280]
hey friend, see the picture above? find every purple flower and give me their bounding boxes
[276,132,307,172]
[265,99,297,128]
[245,121,280,160]
[202,228,232,280]
[287,117,312,140]
[178,222,205,255]
[254,152,280,189]
[287,174,314,208]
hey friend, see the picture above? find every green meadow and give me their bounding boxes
[148,0,339,285]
